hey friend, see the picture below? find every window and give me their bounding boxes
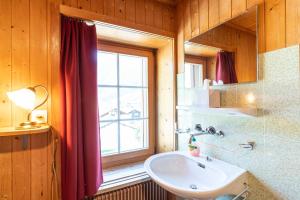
[97,41,155,168]
[184,63,203,88]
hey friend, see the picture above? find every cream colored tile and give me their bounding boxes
[262,135,300,200]
[191,114,264,151]
[264,78,300,142]
[263,78,300,111]
[237,81,263,109]
[211,84,237,107]
[262,45,300,83]
[265,110,300,142]
[175,45,300,200]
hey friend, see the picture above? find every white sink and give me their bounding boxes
[144,151,247,200]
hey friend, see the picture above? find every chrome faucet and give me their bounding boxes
[188,124,225,144]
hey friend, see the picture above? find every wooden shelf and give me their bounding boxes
[176,105,257,117]
[0,125,50,137]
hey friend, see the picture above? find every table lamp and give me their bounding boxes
[7,85,48,129]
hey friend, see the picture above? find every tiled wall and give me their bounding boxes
[176,45,300,200]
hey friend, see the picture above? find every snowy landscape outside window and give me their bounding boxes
[97,51,149,156]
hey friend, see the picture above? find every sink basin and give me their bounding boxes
[144,151,247,200]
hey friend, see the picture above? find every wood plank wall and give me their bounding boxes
[156,40,176,153]
[177,0,300,72]
[61,0,176,37]
[0,0,176,200]
[0,0,57,199]
[4,0,297,199]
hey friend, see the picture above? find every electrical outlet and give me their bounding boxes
[31,110,48,124]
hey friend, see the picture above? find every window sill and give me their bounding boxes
[98,161,150,194]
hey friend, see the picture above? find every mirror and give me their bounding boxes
[184,6,257,87]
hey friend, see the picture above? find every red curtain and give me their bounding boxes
[60,15,103,200]
[215,51,238,84]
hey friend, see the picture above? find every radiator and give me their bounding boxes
[92,180,169,200]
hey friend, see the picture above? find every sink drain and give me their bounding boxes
[190,184,197,190]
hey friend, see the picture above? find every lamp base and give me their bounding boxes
[16,121,42,130]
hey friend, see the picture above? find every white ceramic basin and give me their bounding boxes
[144,151,247,200]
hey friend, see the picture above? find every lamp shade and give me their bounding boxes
[7,88,36,110]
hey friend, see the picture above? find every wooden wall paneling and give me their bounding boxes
[12,135,31,200]
[219,0,232,23]
[78,0,91,10]
[0,137,12,200]
[154,2,163,29]
[91,0,104,14]
[258,3,266,53]
[169,5,176,32]
[12,0,30,126]
[199,0,209,33]
[236,30,257,82]
[0,0,58,198]
[62,0,78,7]
[162,5,173,32]
[184,0,192,40]
[208,0,219,28]
[265,0,286,51]
[115,0,126,19]
[30,0,48,112]
[125,0,136,22]
[103,0,115,16]
[156,40,175,153]
[60,4,175,37]
[232,0,247,17]
[177,1,185,73]
[0,0,12,127]
[213,25,236,47]
[145,0,155,26]
[11,0,31,198]
[286,0,300,46]
[206,57,216,80]
[48,0,62,199]
[190,0,199,37]
[31,134,48,200]
[30,0,49,199]
[247,0,264,9]
[62,0,176,36]
[136,0,146,24]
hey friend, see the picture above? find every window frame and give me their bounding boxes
[97,40,155,169]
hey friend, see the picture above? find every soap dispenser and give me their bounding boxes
[188,136,200,157]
